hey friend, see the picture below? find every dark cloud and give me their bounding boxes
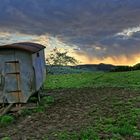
[0,0,140,60]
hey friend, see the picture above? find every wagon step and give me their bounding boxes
[0,103,38,116]
[0,103,14,116]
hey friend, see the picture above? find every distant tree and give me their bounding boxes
[111,66,132,72]
[111,63,140,72]
[133,63,140,70]
[46,48,78,66]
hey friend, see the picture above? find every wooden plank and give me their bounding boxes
[0,103,14,116]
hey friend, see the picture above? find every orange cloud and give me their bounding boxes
[70,50,140,66]
[34,35,140,66]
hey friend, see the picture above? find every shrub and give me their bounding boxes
[0,115,14,126]
[41,96,55,105]
[1,137,11,140]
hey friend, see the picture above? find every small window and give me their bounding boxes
[37,52,40,57]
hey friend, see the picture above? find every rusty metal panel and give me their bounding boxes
[0,50,33,103]
[6,91,22,103]
[0,50,15,103]
[5,61,20,73]
[5,74,20,92]
[4,61,21,103]
[0,46,46,103]
[13,50,34,103]
[32,50,46,91]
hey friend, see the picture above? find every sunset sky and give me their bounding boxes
[0,0,140,65]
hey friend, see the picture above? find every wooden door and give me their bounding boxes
[4,60,22,103]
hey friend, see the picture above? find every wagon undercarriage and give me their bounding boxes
[0,42,46,115]
[0,89,42,116]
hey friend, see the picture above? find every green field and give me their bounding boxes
[2,70,140,140]
[45,70,140,90]
[43,70,140,139]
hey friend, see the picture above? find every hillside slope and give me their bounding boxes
[45,70,140,90]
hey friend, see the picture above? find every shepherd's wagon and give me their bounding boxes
[0,42,46,104]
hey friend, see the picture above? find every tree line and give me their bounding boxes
[111,63,140,72]
[46,48,140,73]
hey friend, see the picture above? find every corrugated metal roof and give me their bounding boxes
[0,42,45,53]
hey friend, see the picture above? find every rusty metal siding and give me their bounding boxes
[0,50,15,103]
[32,50,46,91]
[14,50,35,103]
[0,43,46,104]
[0,49,35,103]
[4,60,21,102]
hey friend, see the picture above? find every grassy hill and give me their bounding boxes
[45,70,140,90]
[46,63,140,74]
[46,63,116,74]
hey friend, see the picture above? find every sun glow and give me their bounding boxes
[69,51,140,66]
[0,31,140,66]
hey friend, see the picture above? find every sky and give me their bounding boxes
[0,0,140,65]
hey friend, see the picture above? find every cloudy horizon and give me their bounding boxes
[0,0,140,65]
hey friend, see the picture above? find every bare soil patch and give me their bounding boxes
[0,87,140,140]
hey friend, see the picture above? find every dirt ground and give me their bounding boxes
[0,87,140,140]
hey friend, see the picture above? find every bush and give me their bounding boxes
[0,115,14,126]
[46,65,88,75]
[1,137,11,140]
[41,96,55,105]
[133,63,140,70]
[111,66,132,72]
